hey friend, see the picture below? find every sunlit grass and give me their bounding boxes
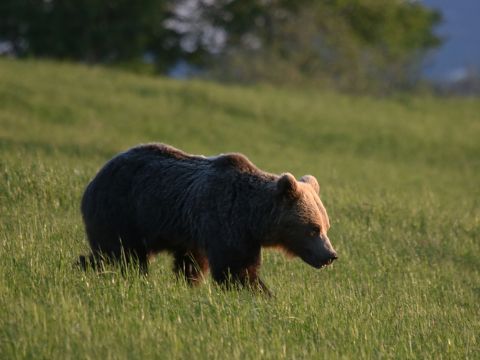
[0,59,479,359]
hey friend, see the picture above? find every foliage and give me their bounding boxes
[0,0,441,91]
[200,0,442,91]
[0,59,479,358]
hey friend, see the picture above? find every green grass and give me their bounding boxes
[0,58,479,359]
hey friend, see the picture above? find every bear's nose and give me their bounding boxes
[330,252,338,261]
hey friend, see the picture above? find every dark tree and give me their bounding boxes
[0,0,179,71]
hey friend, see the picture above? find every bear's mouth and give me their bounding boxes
[318,257,335,269]
[301,254,336,269]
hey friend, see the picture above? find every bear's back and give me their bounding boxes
[131,144,265,177]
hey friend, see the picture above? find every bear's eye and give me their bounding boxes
[308,225,321,237]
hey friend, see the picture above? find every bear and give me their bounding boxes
[79,143,337,294]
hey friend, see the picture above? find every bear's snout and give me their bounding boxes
[319,252,337,267]
[299,248,338,269]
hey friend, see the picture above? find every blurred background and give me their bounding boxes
[0,0,478,95]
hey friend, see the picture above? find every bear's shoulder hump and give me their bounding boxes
[132,143,190,160]
[212,153,258,173]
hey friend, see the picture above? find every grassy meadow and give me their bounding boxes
[0,59,479,359]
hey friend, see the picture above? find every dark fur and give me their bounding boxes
[80,143,336,294]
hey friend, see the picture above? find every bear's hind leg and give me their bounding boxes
[81,231,149,275]
[123,247,149,276]
[77,254,99,271]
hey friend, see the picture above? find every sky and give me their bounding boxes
[421,0,480,80]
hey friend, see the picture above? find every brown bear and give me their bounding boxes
[79,143,337,294]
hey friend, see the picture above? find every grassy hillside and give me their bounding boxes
[0,59,479,359]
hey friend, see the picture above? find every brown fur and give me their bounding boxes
[79,143,337,294]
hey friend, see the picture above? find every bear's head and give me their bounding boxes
[272,173,337,269]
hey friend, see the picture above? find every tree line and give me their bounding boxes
[0,0,441,92]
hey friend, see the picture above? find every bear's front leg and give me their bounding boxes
[242,265,272,297]
[173,249,209,285]
[208,246,271,296]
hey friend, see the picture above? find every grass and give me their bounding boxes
[0,58,479,359]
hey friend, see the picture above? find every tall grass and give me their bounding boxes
[0,59,479,359]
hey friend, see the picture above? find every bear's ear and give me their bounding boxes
[300,175,320,194]
[277,173,300,199]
